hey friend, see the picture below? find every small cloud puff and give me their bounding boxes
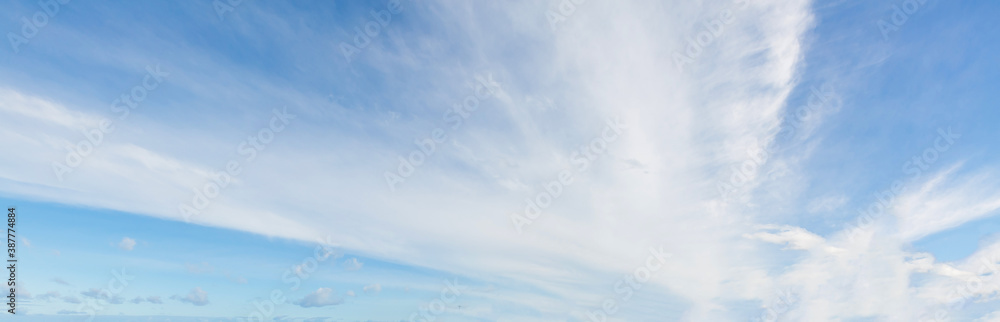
[294,288,343,308]
[363,283,381,295]
[118,237,136,251]
[172,287,209,306]
[342,258,363,271]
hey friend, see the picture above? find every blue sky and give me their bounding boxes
[2,0,1000,321]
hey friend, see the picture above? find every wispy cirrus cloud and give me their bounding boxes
[2,0,999,320]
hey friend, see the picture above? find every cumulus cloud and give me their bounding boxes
[294,288,344,308]
[363,284,381,295]
[127,295,164,304]
[81,288,124,304]
[172,287,209,306]
[118,237,137,251]
[80,288,108,299]
[342,258,363,271]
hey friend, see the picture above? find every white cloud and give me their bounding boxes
[0,0,819,318]
[744,224,828,251]
[976,311,1000,322]
[363,283,381,295]
[81,288,124,304]
[173,287,209,306]
[118,237,136,251]
[342,258,363,271]
[294,288,343,308]
[8,1,1000,320]
[892,166,1000,241]
[80,288,108,299]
